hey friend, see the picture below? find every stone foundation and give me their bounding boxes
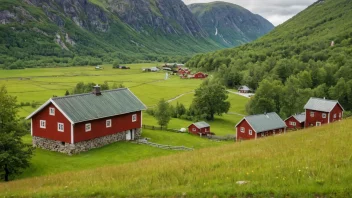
[33,128,142,155]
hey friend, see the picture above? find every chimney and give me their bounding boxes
[93,85,101,96]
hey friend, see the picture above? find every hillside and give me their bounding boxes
[186,0,352,117]
[188,1,274,47]
[0,0,222,69]
[1,119,352,197]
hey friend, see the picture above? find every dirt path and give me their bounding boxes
[227,90,254,98]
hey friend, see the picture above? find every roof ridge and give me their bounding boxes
[52,88,128,100]
[245,112,277,118]
[309,97,338,102]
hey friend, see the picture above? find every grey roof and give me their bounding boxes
[238,112,287,133]
[28,88,146,123]
[304,97,342,112]
[191,121,210,129]
[239,86,250,91]
[293,113,306,123]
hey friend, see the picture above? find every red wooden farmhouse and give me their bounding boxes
[26,86,146,155]
[304,97,344,128]
[284,113,305,130]
[235,112,287,141]
[193,72,208,79]
[188,121,211,136]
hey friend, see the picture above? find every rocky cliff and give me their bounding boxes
[188,1,275,47]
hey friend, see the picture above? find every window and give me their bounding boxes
[322,113,327,119]
[40,120,46,129]
[132,114,137,122]
[339,113,342,118]
[261,133,264,137]
[316,122,321,126]
[279,129,283,133]
[310,112,315,117]
[290,122,296,126]
[192,128,196,132]
[106,119,112,128]
[333,114,336,119]
[85,123,91,132]
[58,123,64,132]
[240,127,245,133]
[249,130,252,135]
[49,107,55,116]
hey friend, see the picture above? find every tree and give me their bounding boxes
[0,86,33,181]
[65,90,70,96]
[190,80,230,120]
[154,99,171,127]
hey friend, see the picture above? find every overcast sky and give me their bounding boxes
[183,0,316,26]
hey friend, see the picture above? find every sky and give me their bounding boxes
[183,0,316,26]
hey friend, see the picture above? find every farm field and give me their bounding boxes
[2,119,352,197]
[0,63,248,181]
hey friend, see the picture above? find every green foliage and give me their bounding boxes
[187,0,352,115]
[190,79,230,120]
[0,86,33,181]
[154,99,171,127]
[72,82,109,95]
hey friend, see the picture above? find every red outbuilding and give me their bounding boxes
[26,86,146,155]
[284,113,305,130]
[193,72,208,79]
[235,112,287,141]
[304,97,344,128]
[188,121,211,136]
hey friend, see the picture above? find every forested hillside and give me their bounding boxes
[189,2,274,47]
[186,0,352,118]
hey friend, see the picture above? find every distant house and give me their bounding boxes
[26,85,146,155]
[193,72,208,79]
[238,86,251,93]
[285,113,306,130]
[150,67,160,72]
[235,112,287,141]
[304,97,344,128]
[188,121,211,136]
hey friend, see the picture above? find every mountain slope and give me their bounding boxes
[186,0,352,115]
[1,119,352,196]
[0,0,222,69]
[188,1,274,47]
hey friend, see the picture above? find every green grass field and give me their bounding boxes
[0,63,249,182]
[2,119,352,197]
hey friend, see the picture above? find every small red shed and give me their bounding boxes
[235,112,287,141]
[304,97,344,128]
[284,113,305,130]
[26,86,146,155]
[188,121,211,136]
[193,72,208,79]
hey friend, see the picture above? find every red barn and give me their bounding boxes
[193,72,208,79]
[284,113,305,130]
[235,112,287,141]
[188,121,211,136]
[26,86,146,155]
[304,97,344,128]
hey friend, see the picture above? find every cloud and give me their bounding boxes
[183,0,316,26]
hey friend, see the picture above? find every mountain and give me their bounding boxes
[186,0,352,116]
[0,0,222,69]
[188,1,274,47]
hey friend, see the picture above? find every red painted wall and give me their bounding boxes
[194,72,207,79]
[329,104,343,123]
[305,109,330,128]
[236,119,256,140]
[188,124,210,135]
[73,111,142,143]
[32,103,72,143]
[285,116,304,130]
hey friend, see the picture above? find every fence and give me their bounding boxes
[142,125,183,133]
[134,139,193,151]
[207,134,236,141]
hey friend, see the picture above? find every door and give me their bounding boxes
[316,122,322,126]
[126,130,131,141]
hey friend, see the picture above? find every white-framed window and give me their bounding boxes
[261,133,264,137]
[316,122,321,126]
[40,120,46,129]
[240,127,245,133]
[58,123,64,132]
[85,123,91,132]
[249,130,252,135]
[49,107,55,116]
[106,119,112,128]
[310,112,315,117]
[290,122,296,126]
[333,114,336,119]
[322,113,327,119]
[192,128,196,132]
[132,114,137,122]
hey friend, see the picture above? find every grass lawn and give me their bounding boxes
[2,119,352,197]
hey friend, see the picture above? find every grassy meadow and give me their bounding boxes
[0,63,248,181]
[2,119,352,197]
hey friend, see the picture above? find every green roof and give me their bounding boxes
[27,88,146,123]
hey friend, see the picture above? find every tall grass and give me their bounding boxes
[2,119,352,197]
